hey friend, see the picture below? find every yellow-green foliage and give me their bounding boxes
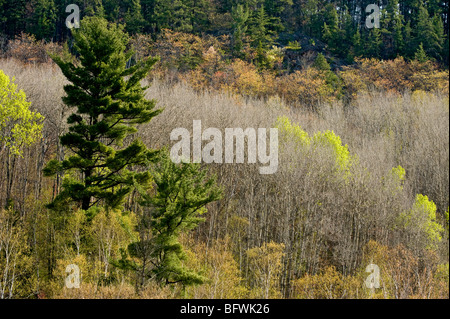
[276,116,352,173]
[358,240,396,299]
[184,237,248,299]
[246,241,285,299]
[414,194,443,248]
[275,116,310,148]
[293,266,360,299]
[0,208,36,298]
[265,46,285,69]
[312,130,351,172]
[390,165,406,192]
[89,208,138,275]
[444,208,449,232]
[400,194,444,250]
[433,263,449,298]
[0,70,44,156]
[391,165,406,182]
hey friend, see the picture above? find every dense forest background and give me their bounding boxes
[0,1,449,299]
[0,0,449,65]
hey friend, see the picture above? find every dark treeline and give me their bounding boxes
[0,0,449,65]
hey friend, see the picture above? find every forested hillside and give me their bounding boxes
[0,1,449,300]
[1,0,449,65]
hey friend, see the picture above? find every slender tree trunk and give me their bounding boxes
[82,169,92,210]
[5,148,16,207]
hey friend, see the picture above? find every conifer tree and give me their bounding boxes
[313,52,330,71]
[83,0,105,17]
[188,0,211,33]
[383,0,404,57]
[301,0,323,38]
[250,5,273,49]
[431,14,445,59]
[321,4,340,53]
[146,152,221,286]
[250,5,275,69]
[366,27,382,58]
[414,42,429,62]
[443,36,449,66]
[231,4,249,57]
[0,0,27,37]
[351,28,363,58]
[393,15,405,55]
[313,53,340,96]
[121,151,222,288]
[43,16,161,211]
[140,0,156,33]
[415,4,436,56]
[124,0,146,34]
[263,0,292,33]
[30,0,57,40]
[403,20,414,57]
[152,0,206,33]
[322,22,332,42]
[153,0,174,31]
[172,0,194,32]
[341,6,355,56]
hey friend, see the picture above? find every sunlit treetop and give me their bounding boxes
[0,70,44,157]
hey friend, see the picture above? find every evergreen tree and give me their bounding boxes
[0,0,27,37]
[322,22,332,42]
[255,40,268,69]
[426,0,444,17]
[263,0,292,33]
[393,14,405,56]
[44,17,161,211]
[103,0,121,21]
[172,0,194,32]
[341,5,355,58]
[366,27,382,58]
[189,0,211,33]
[312,52,340,96]
[443,35,449,66]
[403,20,414,57]
[29,0,57,40]
[300,0,323,38]
[322,3,338,33]
[124,151,222,287]
[124,0,146,34]
[414,42,428,62]
[83,0,105,17]
[431,14,445,59]
[231,3,249,57]
[250,5,273,49]
[321,4,340,53]
[351,28,363,58]
[382,0,404,58]
[313,52,330,71]
[140,0,156,33]
[152,0,205,33]
[414,4,436,56]
[153,0,174,31]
